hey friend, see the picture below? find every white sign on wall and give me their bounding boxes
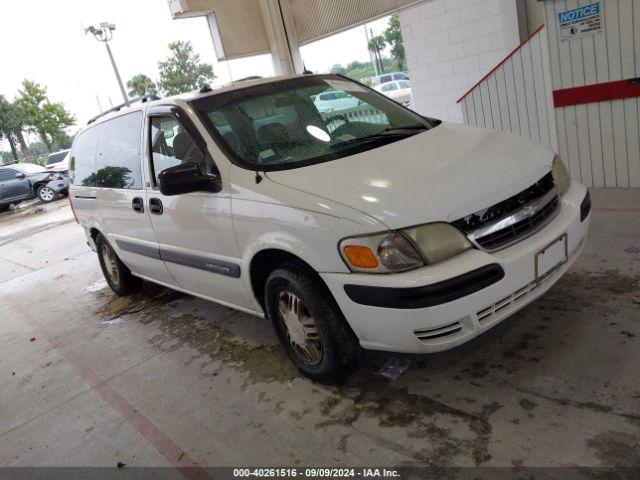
[557,2,603,41]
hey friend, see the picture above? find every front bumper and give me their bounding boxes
[46,176,69,194]
[321,182,590,354]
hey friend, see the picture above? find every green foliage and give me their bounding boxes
[16,80,75,152]
[329,59,395,85]
[158,41,215,96]
[384,14,407,71]
[0,95,23,137]
[82,166,131,188]
[0,150,14,163]
[127,74,158,98]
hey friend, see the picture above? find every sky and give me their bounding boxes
[0,0,389,145]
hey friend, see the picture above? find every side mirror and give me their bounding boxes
[15,172,25,179]
[158,162,222,196]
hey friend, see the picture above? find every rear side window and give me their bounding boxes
[47,151,67,165]
[71,128,99,187]
[94,112,143,189]
[71,112,143,189]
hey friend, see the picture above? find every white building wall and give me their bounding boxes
[400,0,521,122]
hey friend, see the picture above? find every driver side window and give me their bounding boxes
[150,116,207,184]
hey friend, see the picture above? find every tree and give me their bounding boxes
[0,95,20,161]
[158,41,215,95]
[0,96,33,160]
[127,74,158,98]
[384,14,407,71]
[368,35,386,75]
[16,80,74,153]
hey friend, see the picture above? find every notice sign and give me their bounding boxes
[558,2,602,41]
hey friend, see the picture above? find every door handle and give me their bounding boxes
[149,197,163,215]
[132,197,144,213]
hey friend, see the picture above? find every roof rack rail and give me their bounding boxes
[87,94,160,125]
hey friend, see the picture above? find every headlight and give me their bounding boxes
[403,223,472,264]
[340,232,423,273]
[552,154,570,195]
[339,223,472,273]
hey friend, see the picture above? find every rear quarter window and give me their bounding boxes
[71,112,143,189]
[70,128,99,187]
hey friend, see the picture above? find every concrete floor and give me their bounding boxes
[1,190,639,470]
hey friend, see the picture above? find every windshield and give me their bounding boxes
[192,75,437,171]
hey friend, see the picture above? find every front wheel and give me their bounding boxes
[265,265,361,384]
[36,185,56,203]
[95,233,142,295]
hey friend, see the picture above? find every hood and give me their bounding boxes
[265,122,553,230]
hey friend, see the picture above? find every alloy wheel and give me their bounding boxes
[39,186,55,202]
[277,291,323,365]
[101,244,120,285]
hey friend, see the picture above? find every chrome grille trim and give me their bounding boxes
[453,174,561,252]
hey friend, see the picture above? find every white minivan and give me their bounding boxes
[69,74,591,383]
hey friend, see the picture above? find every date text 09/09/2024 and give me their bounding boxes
[232,468,400,478]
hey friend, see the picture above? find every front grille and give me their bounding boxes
[453,173,560,252]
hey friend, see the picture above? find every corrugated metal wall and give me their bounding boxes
[544,0,640,188]
[459,26,558,153]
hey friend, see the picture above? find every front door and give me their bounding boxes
[0,168,31,202]
[145,106,252,311]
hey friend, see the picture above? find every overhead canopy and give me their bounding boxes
[168,0,422,60]
[289,0,422,44]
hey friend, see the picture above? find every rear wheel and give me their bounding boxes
[265,265,361,384]
[95,233,142,295]
[36,185,56,203]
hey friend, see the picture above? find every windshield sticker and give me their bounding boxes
[259,149,275,161]
[324,79,366,93]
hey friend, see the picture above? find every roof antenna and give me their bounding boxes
[255,171,263,184]
[302,63,313,75]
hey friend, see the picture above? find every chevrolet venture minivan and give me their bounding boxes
[69,74,591,383]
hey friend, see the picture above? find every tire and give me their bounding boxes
[265,264,361,384]
[36,184,57,203]
[0,204,10,212]
[95,233,142,295]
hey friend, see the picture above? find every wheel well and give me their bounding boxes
[250,249,317,309]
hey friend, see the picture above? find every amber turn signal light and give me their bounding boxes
[343,245,379,269]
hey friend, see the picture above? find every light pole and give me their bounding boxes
[85,22,128,103]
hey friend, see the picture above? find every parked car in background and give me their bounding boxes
[0,163,69,210]
[46,149,70,171]
[370,71,409,88]
[375,80,412,107]
[69,74,590,384]
[313,90,360,113]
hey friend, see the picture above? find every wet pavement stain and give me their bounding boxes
[518,398,538,412]
[316,375,502,466]
[136,304,298,386]
[556,269,640,298]
[586,431,640,467]
[93,283,184,320]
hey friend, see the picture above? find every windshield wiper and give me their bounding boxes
[330,125,427,150]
